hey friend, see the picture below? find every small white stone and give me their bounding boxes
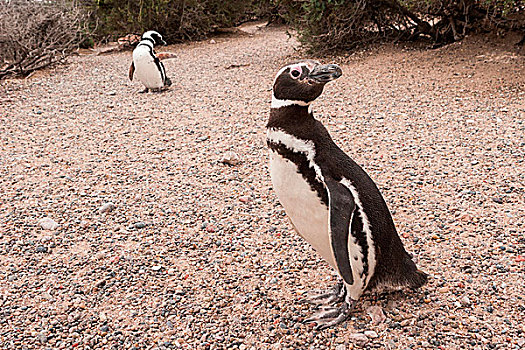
[461,295,471,306]
[39,217,59,230]
[210,39,216,44]
[219,151,241,166]
[151,265,162,271]
[349,333,369,346]
[335,345,346,350]
[367,305,386,325]
[364,330,379,338]
[99,202,116,214]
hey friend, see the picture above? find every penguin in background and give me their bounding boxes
[129,30,176,93]
[267,60,427,329]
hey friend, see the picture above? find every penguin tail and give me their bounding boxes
[164,77,172,87]
[408,269,428,289]
[401,254,428,290]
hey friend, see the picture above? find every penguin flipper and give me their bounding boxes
[325,177,355,286]
[129,62,135,81]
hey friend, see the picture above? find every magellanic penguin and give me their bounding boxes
[129,30,173,93]
[267,60,427,329]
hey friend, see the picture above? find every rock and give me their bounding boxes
[100,325,109,333]
[151,265,162,271]
[39,217,59,230]
[367,305,386,325]
[99,202,116,214]
[36,246,48,253]
[349,333,369,346]
[107,91,116,96]
[210,39,216,44]
[438,286,450,293]
[460,295,471,306]
[220,151,241,166]
[364,330,379,338]
[134,222,146,229]
[239,196,251,203]
[335,345,346,350]
[492,197,503,204]
[38,333,47,343]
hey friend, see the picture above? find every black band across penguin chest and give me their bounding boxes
[267,140,329,206]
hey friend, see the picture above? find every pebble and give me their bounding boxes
[239,196,251,203]
[364,330,379,338]
[438,286,450,293]
[460,295,471,306]
[134,222,146,229]
[151,265,162,271]
[36,246,48,253]
[99,202,116,214]
[39,217,59,230]
[367,305,386,325]
[335,345,345,350]
[220,151,241,166]
[349,333,369,346]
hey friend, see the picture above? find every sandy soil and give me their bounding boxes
[1,26,524,350]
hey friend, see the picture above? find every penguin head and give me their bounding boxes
[142,30,167,46]
[272,60,342,105]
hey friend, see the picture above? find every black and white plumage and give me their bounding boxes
[267,60,427,329]
[129,30,172,93]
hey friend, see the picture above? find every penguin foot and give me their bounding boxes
[303,299,356,330]
[300,280,345,306]
[139,88,149,93]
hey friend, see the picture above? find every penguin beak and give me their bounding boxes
[161,40,167,46]
[308,64,342,83]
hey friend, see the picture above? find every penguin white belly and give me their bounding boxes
[269,151,336,269]
[133,47,164,89]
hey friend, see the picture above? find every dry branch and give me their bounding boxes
[0,0,90,79]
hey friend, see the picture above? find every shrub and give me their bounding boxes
[86,0,272,43]
[277,0,525,53]
[0,0,91,78]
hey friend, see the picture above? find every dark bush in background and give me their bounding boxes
[277,0,525,53]
[86,0,273,43]
[0,0,90,78]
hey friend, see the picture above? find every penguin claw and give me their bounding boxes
[303,299,355,330]
[300,281,344,306]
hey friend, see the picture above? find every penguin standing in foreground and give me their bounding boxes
[267,60,427,329]
[129,30,173,93]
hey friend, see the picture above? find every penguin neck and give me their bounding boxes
[267,103,315,131]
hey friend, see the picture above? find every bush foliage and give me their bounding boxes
[277,0,525,53]
[87,0,272,42]
[0,0,90,78]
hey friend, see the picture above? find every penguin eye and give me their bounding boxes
[290,68,301,79]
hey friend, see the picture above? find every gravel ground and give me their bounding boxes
[1,25,524,350]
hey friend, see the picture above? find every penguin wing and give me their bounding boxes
[128,61,135,81]
[325,177,355,285]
